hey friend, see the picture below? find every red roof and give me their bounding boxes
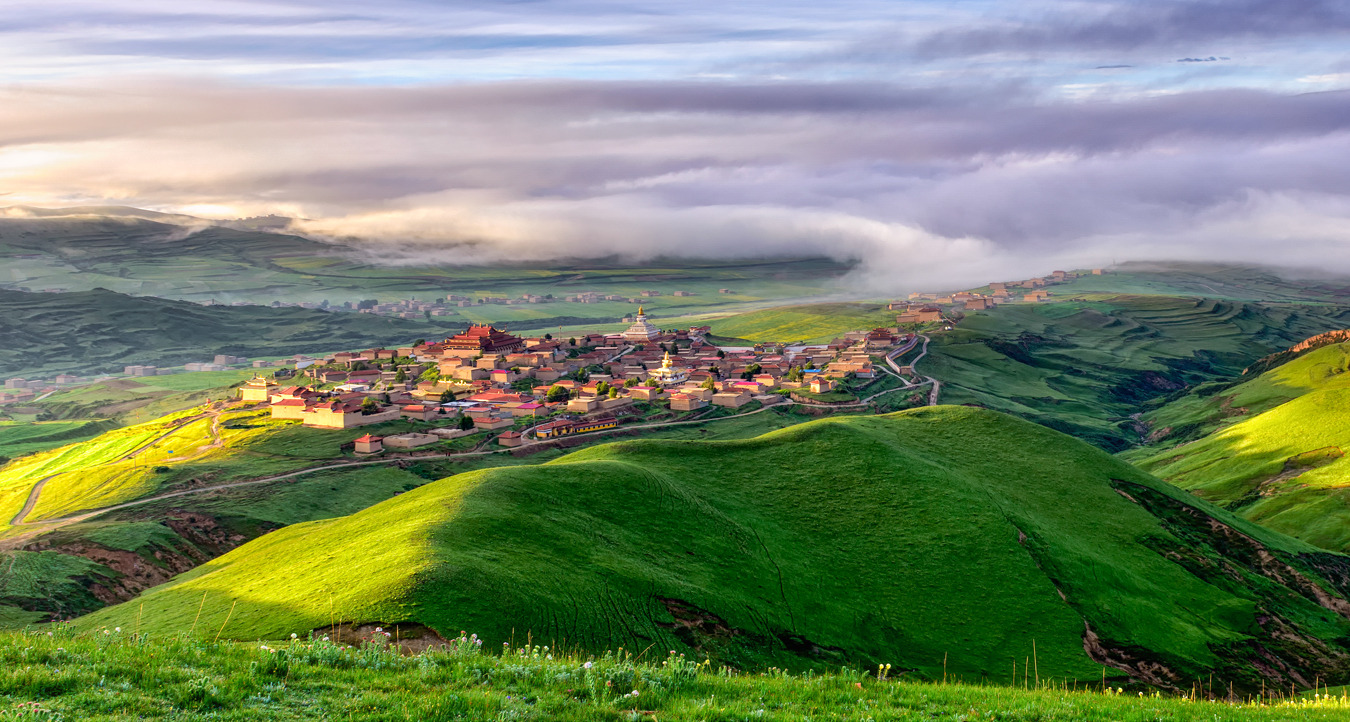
[271,398,306,407]
[354,434,382,443]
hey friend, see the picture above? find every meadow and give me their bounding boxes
[1,629,1347,721]
[79,407,1350,692]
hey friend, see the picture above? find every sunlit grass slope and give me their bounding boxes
[707,303,896,343]
[1128,342,1350,451]
[1132,342,1350,551]
[84,407,1350,690]
[929,295,1350,450]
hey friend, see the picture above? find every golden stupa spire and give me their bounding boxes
[662,351,672,369]
[638,305,644,316]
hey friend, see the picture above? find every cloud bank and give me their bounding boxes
[1,1,1349,292]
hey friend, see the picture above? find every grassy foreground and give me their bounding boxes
[2,629,1346,721]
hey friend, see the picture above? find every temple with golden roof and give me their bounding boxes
[647,350,689,386]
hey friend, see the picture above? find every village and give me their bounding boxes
[237,305,919,454]
[889,268,1105,322]
[0,268,1103,411]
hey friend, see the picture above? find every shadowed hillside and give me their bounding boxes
[82,407,1350,692]
[0,288,458,378]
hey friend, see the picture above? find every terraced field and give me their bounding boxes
[926,295,1350,450]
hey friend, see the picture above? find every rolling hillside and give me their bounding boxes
[83,407,1350,691]
[0,211,852,319]
[1130,341,1350,552]
[0,288,460,378]
[927,295,1350,450]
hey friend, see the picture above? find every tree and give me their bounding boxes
[511,378,536,393]
[439,389,456,403]
[716,350,725,359]
[546,384,570,403]
[381,393,392,404]
[545,333,553,340]
[596,381,610,396]
[624,377,638,388]
[568,338,577,347]
[608,387,619,399]
[701,377,716,390]
[357,299,377,310]
[424,310,431,320]
[350,360,369,371]
[394,369,407,383]
[458,415,475,430]
[360,397,378,414]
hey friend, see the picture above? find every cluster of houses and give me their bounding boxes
[242,308,905,446]
[894,268,1106,324]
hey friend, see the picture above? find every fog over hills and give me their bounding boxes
[2,1,1348,292]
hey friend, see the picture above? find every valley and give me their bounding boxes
[6,246,1350,715]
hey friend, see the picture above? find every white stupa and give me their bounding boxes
[622,306,661,343]
[647,351,689,386]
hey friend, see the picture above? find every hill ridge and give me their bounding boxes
[80,407,1350,692]
[1245,329,1350,375]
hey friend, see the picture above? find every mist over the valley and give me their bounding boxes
[1,0,1348,294]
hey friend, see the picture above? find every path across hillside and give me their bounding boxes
[8,409,225,530]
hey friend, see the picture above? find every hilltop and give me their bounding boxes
[1129,340,1350,552]
[82,407,1350,691]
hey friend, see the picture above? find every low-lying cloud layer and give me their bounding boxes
[1,1,1349,292]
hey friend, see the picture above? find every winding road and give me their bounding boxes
[3,338,942,548]
[885,334,940,406]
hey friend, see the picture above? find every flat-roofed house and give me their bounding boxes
[353,434,383,454]
[711,390,752,408]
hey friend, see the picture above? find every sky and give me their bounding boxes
[1,0,1349,290]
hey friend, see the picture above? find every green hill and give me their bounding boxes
[82,407,1350,691]
[1130,341,1350,552]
